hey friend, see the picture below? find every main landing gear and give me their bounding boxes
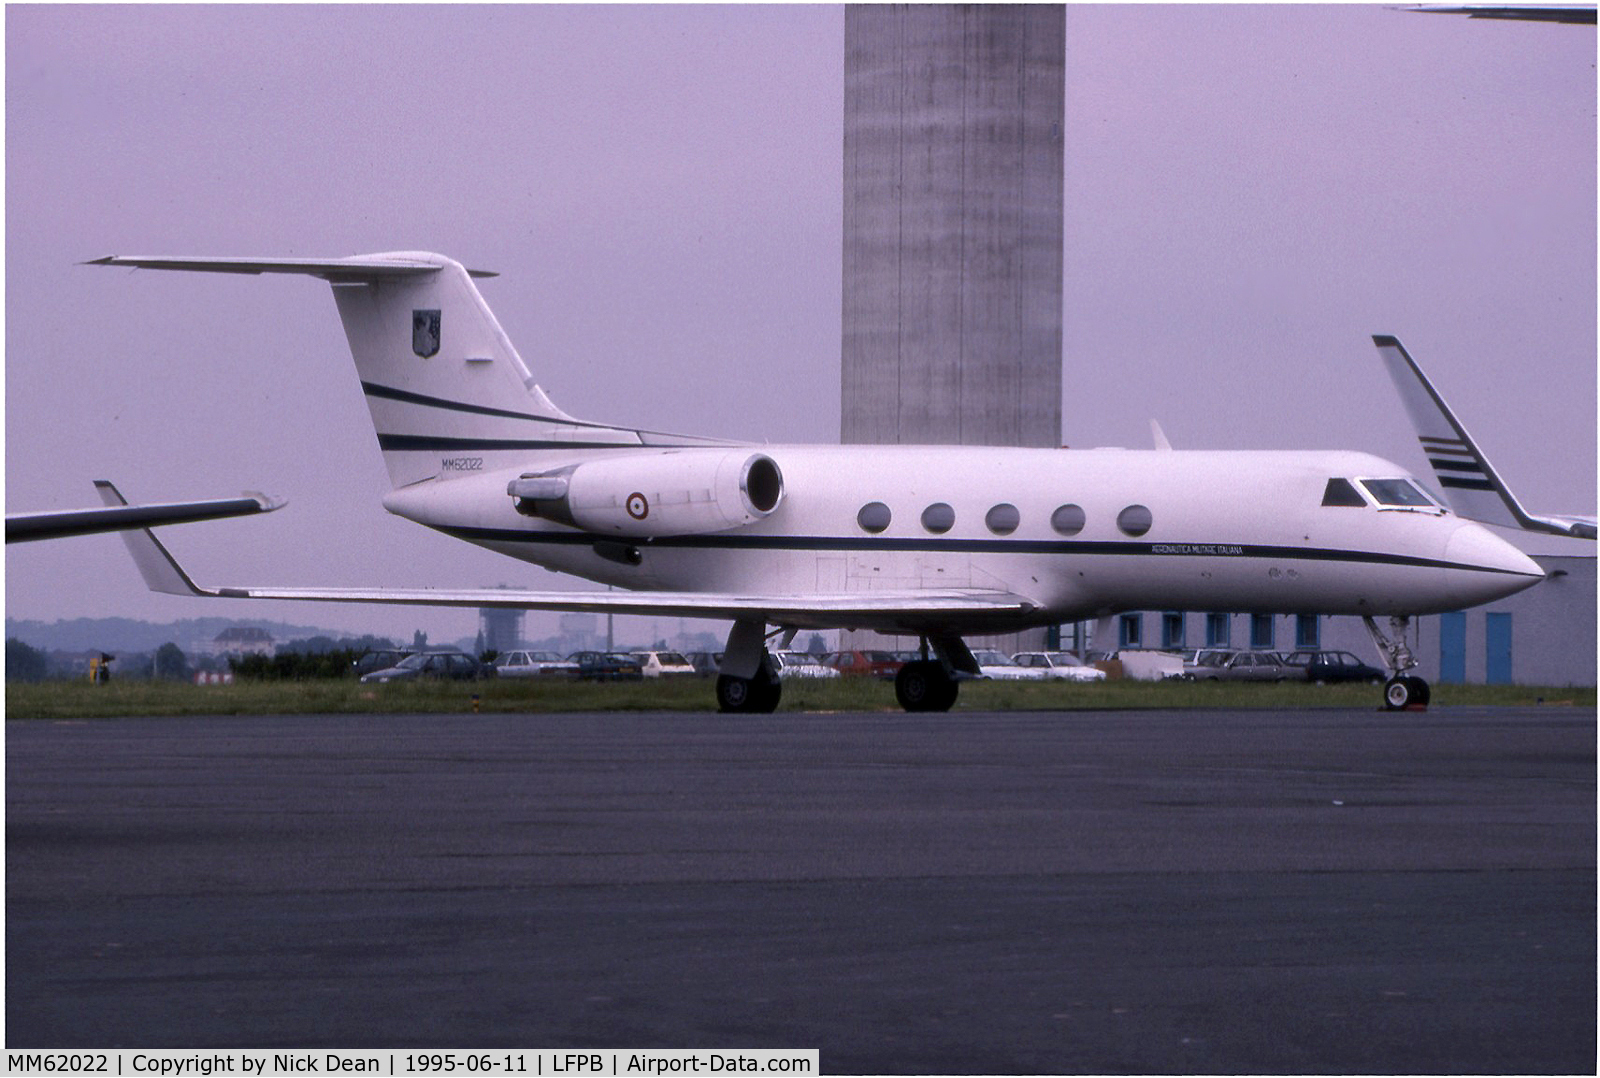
[894,659,959,713]
[716,619,783,714]
[1364,615,1430,711]
[715,621,974,714]
[716,653,782,714]
[893,634,977,712]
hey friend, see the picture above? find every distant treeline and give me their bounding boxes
[5,634,401,683]
[230,636,397,681]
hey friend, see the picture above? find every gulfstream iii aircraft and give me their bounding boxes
[91,252,1544,712]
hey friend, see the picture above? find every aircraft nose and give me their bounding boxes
[1444,522,1544,606]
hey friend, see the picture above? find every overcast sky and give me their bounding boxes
[6,5,1594,647]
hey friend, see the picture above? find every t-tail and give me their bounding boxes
[88,252,722,487]
[1373,334,1596,540]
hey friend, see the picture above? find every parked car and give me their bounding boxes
[632,650,697,678]
[359,649,495,684]
[770,651,842,679]
[352,648,411,677]
[969,650,1045,680]
[1187,650,1293,682]
[567,651,645,681]
[1181,648,1236,679]
[1281,649,1386,684]
[493,649,579,679]
[825,649,906,679]
[1011,651,1108,682]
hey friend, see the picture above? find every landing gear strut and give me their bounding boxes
[717,619,783,714]
[1363,615,1430,711]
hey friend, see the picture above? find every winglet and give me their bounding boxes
[1372,336,1595,539]
[93,482,222,596]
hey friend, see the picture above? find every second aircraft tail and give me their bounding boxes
[1373,334,1596,540]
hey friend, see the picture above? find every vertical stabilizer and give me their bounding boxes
[89,252,645,487]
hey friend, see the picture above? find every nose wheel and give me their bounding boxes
[1383,675,1431,711]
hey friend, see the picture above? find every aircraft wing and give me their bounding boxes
[1395,4,1596,23]
[6,484,283,543]
[108,508,1040,631]
[1372,335,1596,540]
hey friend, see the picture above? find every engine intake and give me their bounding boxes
[509,450,784,537]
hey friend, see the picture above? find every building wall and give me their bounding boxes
[1091,555,1595,688]
[842,4,1064,449]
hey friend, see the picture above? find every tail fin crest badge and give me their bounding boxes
[412,309,441,357]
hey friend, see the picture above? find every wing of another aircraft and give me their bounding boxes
[6,484,283,543]
[1373,335,1596,540]
[104,493,1040,632]
[1396,4,1597,23]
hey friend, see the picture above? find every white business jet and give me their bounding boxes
[89,252,1543,712]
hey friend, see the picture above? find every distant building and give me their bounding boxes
[842,5,1065,656]
[208,626,275,658]
[843,4,1065,449]
[479,607,525,654]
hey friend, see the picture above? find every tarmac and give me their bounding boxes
[6,706,1595,1073]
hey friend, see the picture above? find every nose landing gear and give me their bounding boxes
[1364,615,1430,711]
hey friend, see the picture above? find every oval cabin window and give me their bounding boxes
[857,502,892,534]
[1051,504,1086,536]
[1117,504,1153,537]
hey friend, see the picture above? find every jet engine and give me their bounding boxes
[508,450,784,537]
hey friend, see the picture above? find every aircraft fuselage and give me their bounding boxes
[382,444,1544,635]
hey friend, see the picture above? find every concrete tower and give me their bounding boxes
[842,4,1065,448]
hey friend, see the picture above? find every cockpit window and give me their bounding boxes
[1360,478,1434,508]
[1321,478,1367,507]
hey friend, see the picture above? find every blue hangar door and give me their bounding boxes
[1485,612,1514,685]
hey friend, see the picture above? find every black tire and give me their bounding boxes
[716,654,782,714]
[1383,675,1431,710]
[895,660,958,713]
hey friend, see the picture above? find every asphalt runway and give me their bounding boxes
[7,706,1594,1073]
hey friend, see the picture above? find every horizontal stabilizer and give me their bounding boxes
[5,483,283,543]
[85,254,497,279]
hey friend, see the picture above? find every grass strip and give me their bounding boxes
[5,676,1592,719]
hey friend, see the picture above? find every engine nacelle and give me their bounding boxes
[508,450,784,537]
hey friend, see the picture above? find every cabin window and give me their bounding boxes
[1051,504,1086,536]
[985,503,1020,535]
[921,502,955,534]
[1360,478,1433,507]
[1117,504,1153,538]
[857,502,892,534]
[1321,478,1367,507]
